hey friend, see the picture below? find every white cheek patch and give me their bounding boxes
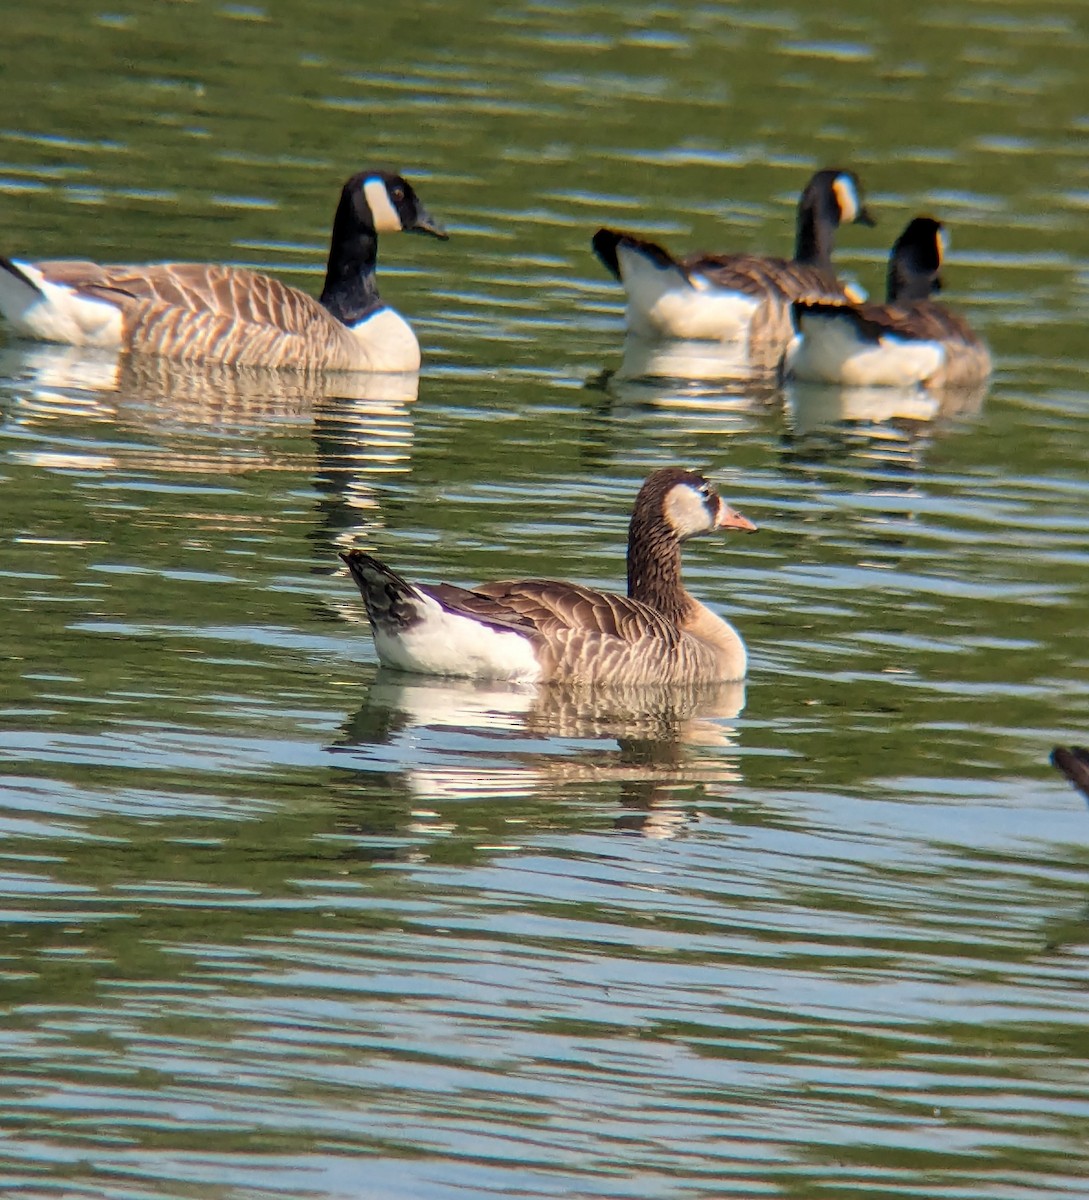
[833,174,859,224]
[363,176,404,233]
[665,484,712,539]
[936,228,947,266]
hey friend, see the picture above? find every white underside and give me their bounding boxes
[0,261,123,348]
[617,245,759,342]
[789,312,944,387]
[373,590,543,682]
[349,307,421,373]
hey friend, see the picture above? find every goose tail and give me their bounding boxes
[340,550,431,630]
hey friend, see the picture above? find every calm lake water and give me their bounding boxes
[2,2,1089,1198]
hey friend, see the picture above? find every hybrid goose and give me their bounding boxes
[592,168,874,375]
[340,467,757,685]
[0,169,447,372]
[788,216,991,388]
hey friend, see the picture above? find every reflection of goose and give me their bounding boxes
[1052,746,1089,802]
[783,376,989,435]
[3,340,418,424]
[335,672,746,833]
[593,169,874,379]
[789,216,992,388]
[0,170,447,371]
[3,341,418,490]
[339,467,757,684]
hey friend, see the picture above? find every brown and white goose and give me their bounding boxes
[788,215,991,388]
[339,467,757,685]
[0,170,447,372]
[591,168,874,375]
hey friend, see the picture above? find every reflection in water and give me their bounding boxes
[780,377,989,473]
[1,343,418,525]
[612,333,760,384]
[310,374,418,554]
[1,341,419,428]
[334,672,745,837]
[784,378,989,433]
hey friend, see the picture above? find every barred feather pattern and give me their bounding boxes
[18,260,386,370]
[409,577,741,686]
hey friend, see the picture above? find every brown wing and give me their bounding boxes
[465,579,682,645]
[435,578,691,684]
[680,252,851,304]
[32,260,350,368]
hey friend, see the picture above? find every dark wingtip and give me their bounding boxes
[1051,746,1089,802]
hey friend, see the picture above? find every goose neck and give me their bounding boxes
[626,512,689,624]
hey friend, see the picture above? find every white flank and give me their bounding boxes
[790,311,944,387]
[0,261,123,348]
[372,589,543,682]
[616,244,758,342]
[363,177,404,234]
[347,307,421,372]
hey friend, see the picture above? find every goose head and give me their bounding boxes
[338,170,449,240]
[807,168,876,229]
[647,468,757,541]
[795,168,875,267]
[886,215,944,303]
[627,468,756,613]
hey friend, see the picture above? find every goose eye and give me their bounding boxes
[391,187,405,203]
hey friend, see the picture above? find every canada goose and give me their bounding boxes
[788,215,992,388]
[0,170,448,372]
[1052,746,1089,802]
[592,168,874,375]
[339,467,757,685]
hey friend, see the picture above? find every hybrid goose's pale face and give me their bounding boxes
[663,476,757,541]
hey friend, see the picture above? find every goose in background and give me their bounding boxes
[339,467,757,685]
[592,168,874,376]
[0,169,448,372]
[788,215,991,388]
[1052,746,1089,803]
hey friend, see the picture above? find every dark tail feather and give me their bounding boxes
[591,228,625,280]
[339,549,428,632]
[592,227,680,282]
[339,550,416,600]
[1051,746,1089,803]
[0,256,42,295]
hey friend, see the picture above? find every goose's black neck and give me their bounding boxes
[627,499,688,626]
[794,186,838,271]
[319,184,383,326]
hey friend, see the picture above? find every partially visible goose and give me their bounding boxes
[1052,746,1089,803]
[788,215,992,388]
[0,170,448,372]
[592,168,875,375]
[339,467,757,685]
